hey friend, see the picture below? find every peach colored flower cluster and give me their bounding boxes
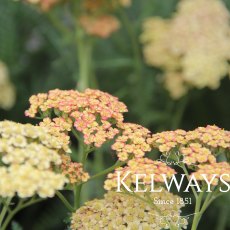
[61,155,89,184]
[25,89,128,147]
[181,143,216,166]
[112,123,151,161]
[104,158,176,191]
[71,190,187,230]
[186,125,230,149]
[0,121,67,198]
[148,125,229,166]
[79,0,131,38]
[0,61,15,110]
[79,15,120,39]
[191,162,230,186]
[141,0,230,99]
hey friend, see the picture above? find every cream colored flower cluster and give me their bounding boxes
[191,162,230,185]
[61,155,89,184]
[112,123,151,161]
[25,89,128,148]
[141,0,230,99]
[0,164,66,198]
[0,121,67,198]
[148,125,229,166]
[104,158,176,191]
[39,117,71,153]
[71,190,187,230]
[0,61,15,110]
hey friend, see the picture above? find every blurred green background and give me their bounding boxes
[0,0,229,229]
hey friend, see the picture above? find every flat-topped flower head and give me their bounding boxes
[104,158,176,191]
[71,190,187,230]
[0,164,67,198]
[191,162,230,186]
[186,125,230,149]
[148,129,187,153]
[25,88,128,148]
[0,120,68,198]
[112,123,151,161]
[61,155,89,184]
[149,126,229,166]
[181,143,216,165]
[0,120,70,168]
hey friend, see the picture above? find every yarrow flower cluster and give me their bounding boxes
[61,155,89,184]
[0,61,15,110]
[112,123,151,161]
[148,125,229,166]
[104,158,176,191]
[141,0,230,99]
[79,15,120,39]
[79,0,132,38]
[39,117,71,153]
[25,89,128,148]
[191,162,230,186]
[71,190,187,230]
[0,121,67,198]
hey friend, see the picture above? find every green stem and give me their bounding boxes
[56,191,74,212]
[86,160,126,183]
[1,198,43,230]
[180,163,198,199]
[74,146,89,209]
[0,198,11,227]
[76,28,93,91]
[191,192,204,230]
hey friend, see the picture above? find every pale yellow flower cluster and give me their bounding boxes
[0,121,67,198]
[192,162,230,185]
[0,61,15,110]
[71,190,187,230]
[112,123,151,161]
[141,0,230,99]
[148,125,230,166]
[0,164,66,198]
[104,158,176,191]
[39,117,71,153]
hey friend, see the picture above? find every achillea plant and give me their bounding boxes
[140,0,230,99]
[0,89,229,230]
[71,190,188,230]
